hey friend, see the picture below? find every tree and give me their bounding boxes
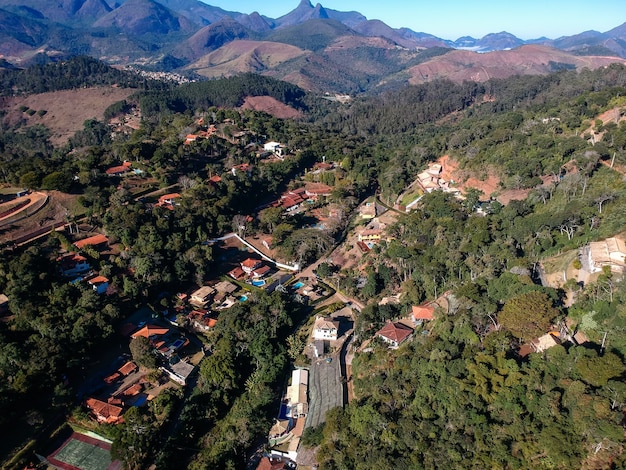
[498,291,559,341]
[129,337,157,369]
[41,171,72,192]
[576,352,625,387]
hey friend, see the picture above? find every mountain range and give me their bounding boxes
[1,0,625,93]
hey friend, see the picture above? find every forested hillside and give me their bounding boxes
[1,59,626,468]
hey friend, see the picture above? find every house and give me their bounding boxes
[360,202,377,219]
[304,182,333,198]
[313,316,339,341]
[412,303,436,323]
[231,163,252,176]
[57,252,91,277]
[264,141,284,157]
[587,237,626,273]
[74,234,109,251]
[214,280,238,295]
[190,285,216,307]
[105,161,131,176]
[157,193,181,209]
[531,332,560,353]
[208,175,222,184]
[376,322,414,348]
[161,358,195,385]
[286,369,308,418]
[252,265,272,278]
[241,258,262,274]
[428,163,442,175]
[184,134,198,145]
[314,162,334,171]
[131,324,170,340]
[118,361,137,376]
[85,398,123,424]
[269,419,291,440]
[257,456,289,470]
[358,228,383,243]
[228,266,246,280]
[188,310,218,332]
[87,275,109,294]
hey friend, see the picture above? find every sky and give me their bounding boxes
[202,0,625,40]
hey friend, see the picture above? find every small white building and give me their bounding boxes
[264,141,284,157]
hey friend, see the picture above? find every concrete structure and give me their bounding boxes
[587,237,626,273]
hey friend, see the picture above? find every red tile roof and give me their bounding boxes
[376,322,414,344]
[229,266,246,280]
[74,234,109,249]
[158,193,181,205]
[241,258,262,269]
[85,398,123,423]
[88,275,109,285]
[131,324,170,339]
[118,361,137,376]
[412,304,435,321]
[105,162,131,175]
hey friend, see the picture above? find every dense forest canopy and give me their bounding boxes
[1,58,626,468]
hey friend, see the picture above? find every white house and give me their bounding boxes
[313,316,339,341]
[264,141,284,157]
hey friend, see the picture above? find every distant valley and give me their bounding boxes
[0,0,625,92]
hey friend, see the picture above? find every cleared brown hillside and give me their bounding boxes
[408,45,626,84]
[185,40,308,78]
[240,96,302,119]
[1,86,136,146]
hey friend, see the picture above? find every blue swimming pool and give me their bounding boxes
[172,338,185,349]
[252,279,266,287]
[239,295,248,302]
[293,281,304,289]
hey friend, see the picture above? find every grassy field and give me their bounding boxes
[542,250,578,274]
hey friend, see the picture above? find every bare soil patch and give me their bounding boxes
[436,155,534,204]
[240,95,302,119]
[1,86,136,146]
[0,190,82,244]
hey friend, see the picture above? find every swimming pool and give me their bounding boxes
[239,295,248,302]
[172,338,185,349]
[293,281,304,289]
[252,279,266,287]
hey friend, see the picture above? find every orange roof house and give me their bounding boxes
[131,324,170,339]
[157,193,181,209]
[228,266,246,280]
[85,398,123,424]
[252,265,271,278]
[412,304,436,322]
[105,161,131,176]
[241,258,262,274]
[74,234,109,250]
[376,322,414,348]
[305,182,333,198]
[118,361,137,376]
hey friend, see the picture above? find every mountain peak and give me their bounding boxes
[275,0,328,28]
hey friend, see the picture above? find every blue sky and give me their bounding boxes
[203,0,625,40]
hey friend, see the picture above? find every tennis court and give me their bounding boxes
[47,432,121,470]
